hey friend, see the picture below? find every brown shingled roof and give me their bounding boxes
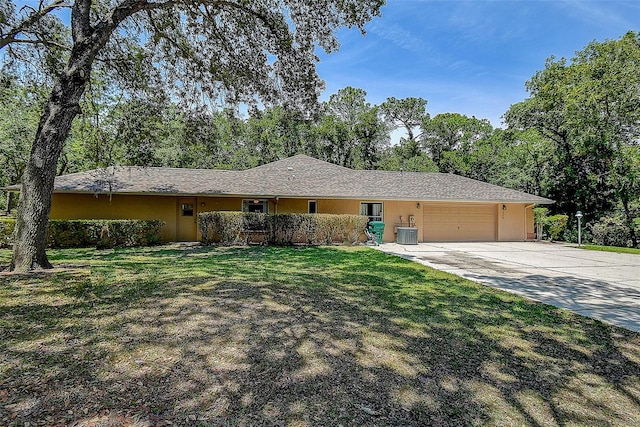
[8,155,553,204]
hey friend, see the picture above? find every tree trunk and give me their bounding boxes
[8,0,157,271]
[10,70,87,272]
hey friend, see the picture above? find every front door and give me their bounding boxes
[177,197,197,241]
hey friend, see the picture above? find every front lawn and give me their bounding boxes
[580,244,640,255]
[1,245,639,426]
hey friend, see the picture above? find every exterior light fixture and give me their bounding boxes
[201,202,205,207]
[575,211,583,247]
[502,204,507,211]
[416,202,421,209]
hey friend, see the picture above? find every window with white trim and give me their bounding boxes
[242,199,269,213]
[360,202,383,222]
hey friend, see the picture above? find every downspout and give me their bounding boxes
[524,204,535,241]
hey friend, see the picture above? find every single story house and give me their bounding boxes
[7,155,553,243]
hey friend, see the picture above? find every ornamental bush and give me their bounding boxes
[199,212,368,246]
[199,212,261,245]
[533,207,549,240]
[532,209,568,242]
[271,213,309,245]
[309,214,368,245]
[0,219,164,249]
[590,216,638,248]
[546,214,568,241]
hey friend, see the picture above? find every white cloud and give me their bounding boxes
[368,21,431,54]
[560,0,638,31]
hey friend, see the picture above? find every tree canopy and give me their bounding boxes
[1,0,385,271]
[505,31,640,244]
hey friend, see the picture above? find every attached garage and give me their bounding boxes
[424,203,497,242]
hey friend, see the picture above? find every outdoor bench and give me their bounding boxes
[241,229,269,245]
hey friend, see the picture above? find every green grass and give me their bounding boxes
[580,244,640,254]
[1,244,639,426]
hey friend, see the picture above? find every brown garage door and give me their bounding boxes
[423,204,497,241]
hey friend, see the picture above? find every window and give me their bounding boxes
[242,199,269,213]
[360,202,383,222]
[181,203,194,217]
[308,200,317,214]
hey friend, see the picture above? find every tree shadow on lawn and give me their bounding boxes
[0,246,639,426]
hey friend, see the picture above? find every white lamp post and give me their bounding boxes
[575,211,583,247]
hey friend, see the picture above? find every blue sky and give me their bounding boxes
[316,0,639,127]
[6,0,638,128]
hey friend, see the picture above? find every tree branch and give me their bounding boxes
[71,0,93,43]
[1,37,69,51]
[0,0,69,50]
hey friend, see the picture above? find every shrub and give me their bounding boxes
[590,216,638,248]
[546,214,568,241]
[562,226,593,245]
[48,220,164,248]
[88,220,164,248]
[0,218,164,249]
[310,214,368,245]
[47,220,92,248]
[271,213,308,245]
[533,207,549,240]
[199,212,254,245]
[199,212,368,246]
[532,209,568,242]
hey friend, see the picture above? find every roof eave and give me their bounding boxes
[46,189,554,204]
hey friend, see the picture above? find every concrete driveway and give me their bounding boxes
[376,242,640,333]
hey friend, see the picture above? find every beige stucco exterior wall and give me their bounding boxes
[378,201,424,243]
[274,198,310,214]
[198,196,245,212]
[50,193,535,244]
[497,203,528,241]
[50,193,179,241]
[315,199,360,215]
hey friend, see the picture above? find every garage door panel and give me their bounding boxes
[424,204,496,241]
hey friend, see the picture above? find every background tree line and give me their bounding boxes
[2,32,639,246]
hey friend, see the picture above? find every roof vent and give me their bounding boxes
[287,166,293,171]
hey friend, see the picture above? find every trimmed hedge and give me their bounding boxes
[0,218,164,249]
[199,212,263,246]
[199,212,369,246]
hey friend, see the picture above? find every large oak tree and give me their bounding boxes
[1,0,384,271]
[504,31,640,242]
